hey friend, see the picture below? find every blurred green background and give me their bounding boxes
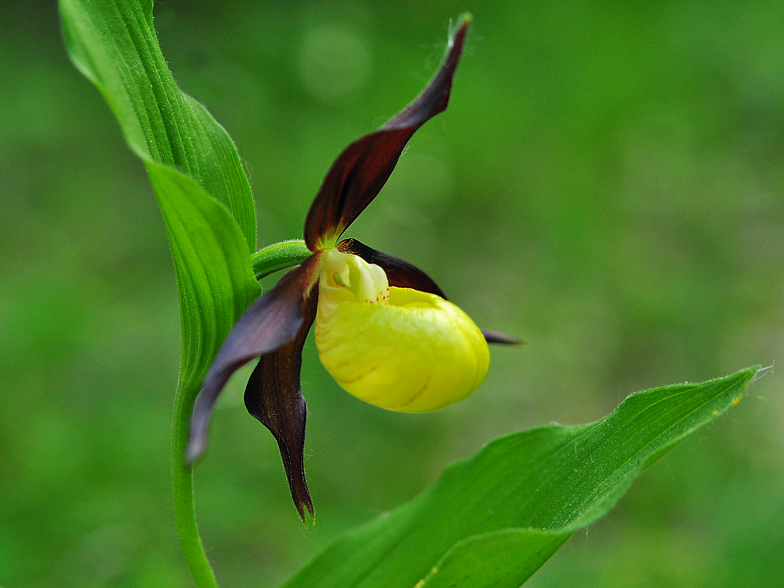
[1,0,783,586]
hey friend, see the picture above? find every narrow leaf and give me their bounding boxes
[146,161,261,388]
[60,0,261,396]
[283,367,758,588]
[59,0,256,250]
[422,529,569,588]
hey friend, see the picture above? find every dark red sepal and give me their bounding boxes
[186,254,322,463]
[339,238,522,346]
[244,290,319,520]
[338,238,446,297]
[304,18,471,251]
[481,330,524,345]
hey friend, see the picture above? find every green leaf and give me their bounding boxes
[145,161,260,385]
[60,1,262,583]
[59,0,256,252]
[58,0,261,383]
[149,160,257,588]
[284,366,758,588]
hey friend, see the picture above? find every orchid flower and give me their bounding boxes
[186,16,518,519]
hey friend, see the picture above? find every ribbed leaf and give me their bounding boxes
[59,0,255,251]
[146,161,260,386]
[59,0,260,391]
[284,367,758,588]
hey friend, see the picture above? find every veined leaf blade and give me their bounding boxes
[59,0,256,250]
[145,161,260,387]
[284,367,758,588]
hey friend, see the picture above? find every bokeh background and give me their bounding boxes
[2,0,783,586]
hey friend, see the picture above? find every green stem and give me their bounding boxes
[251,239,312,280]
[172,380,219,588]
[170,238,310,586]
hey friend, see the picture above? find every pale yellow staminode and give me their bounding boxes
[315,249,490,412]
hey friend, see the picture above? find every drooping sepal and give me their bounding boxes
[481,330,524,345]
[186,254,322,463]
[244,291,319,521]
[338,238,446,298]
[304,17,471,251]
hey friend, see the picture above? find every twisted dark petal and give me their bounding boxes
[338,238,446,297]
[481,330,524,345]
[304,18,471,251]
[186,254,322,463]
[244,290,319,520]
[340,238,522,346]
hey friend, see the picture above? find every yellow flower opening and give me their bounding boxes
[315,250,490,412]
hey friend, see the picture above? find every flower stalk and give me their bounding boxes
[252,240,313,280]
[172,380,219,588]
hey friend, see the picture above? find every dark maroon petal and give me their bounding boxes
[482,330,524,345]
[304,17,471,251]
[339,238,522,346]
[244,290,318,521]
[338,238,447,297]
[186,254,322,463]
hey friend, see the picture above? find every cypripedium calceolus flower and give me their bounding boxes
[186,17,518,519]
